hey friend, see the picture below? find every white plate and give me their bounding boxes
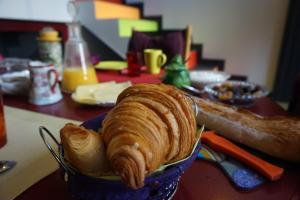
[190,70,231,88]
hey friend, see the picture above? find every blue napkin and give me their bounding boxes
[198,144,265,190]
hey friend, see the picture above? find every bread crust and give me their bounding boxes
[102,83,197,188]
[60,123,111,176]
[195,98,300,162]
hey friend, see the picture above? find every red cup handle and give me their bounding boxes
[47,69,59,94]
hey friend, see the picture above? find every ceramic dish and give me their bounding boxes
[204,81,269,105]
[94,61,127,71]
[190,70,231,88]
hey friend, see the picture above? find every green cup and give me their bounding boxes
[144,49,167,74]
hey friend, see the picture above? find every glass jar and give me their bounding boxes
[37,27,63,80]
[61,22,98,93]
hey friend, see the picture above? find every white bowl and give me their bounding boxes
[190,70,231,88]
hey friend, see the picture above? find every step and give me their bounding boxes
[118,19,158,37]
[94,1,140,19]
[81,26,123,60]
[79,1,130,58]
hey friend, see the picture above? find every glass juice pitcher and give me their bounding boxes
[61,22,97,93]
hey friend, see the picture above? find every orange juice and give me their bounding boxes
[62,67,98,93]
[0,93,6,148]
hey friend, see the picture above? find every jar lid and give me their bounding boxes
[37,27,61,42]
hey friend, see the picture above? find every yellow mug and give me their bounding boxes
[144,49,167,74]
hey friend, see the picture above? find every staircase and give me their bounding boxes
[78,0,159,59]
[78,0,225,70]
[94,1,140,19]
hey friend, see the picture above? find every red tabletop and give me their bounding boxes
[4,70,300,200]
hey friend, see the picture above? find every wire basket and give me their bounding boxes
[40,113,201,200]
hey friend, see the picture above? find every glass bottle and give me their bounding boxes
[37,27,63,80]
[61,22,98,93]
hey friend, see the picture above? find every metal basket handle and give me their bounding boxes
[39,126,73,174]
[184,94,199,117]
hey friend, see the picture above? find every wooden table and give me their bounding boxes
[4,71,300,200]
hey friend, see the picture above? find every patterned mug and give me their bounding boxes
[29,61,62,105]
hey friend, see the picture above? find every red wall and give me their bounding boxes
[0,20,68,42]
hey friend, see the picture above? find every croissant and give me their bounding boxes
[102,83,197,189]
[60,123,111,177]
[117,83,197,161]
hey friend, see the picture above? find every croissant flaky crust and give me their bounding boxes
[102,83,197,189]
[60,123,111,177]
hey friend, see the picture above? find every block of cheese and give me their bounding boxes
[72,81,132,105]
[93,81,132,104]
[75,81,116,101]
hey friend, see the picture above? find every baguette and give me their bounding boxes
[195,97,300,162]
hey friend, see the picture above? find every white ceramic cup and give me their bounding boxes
[29,61,62,105]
